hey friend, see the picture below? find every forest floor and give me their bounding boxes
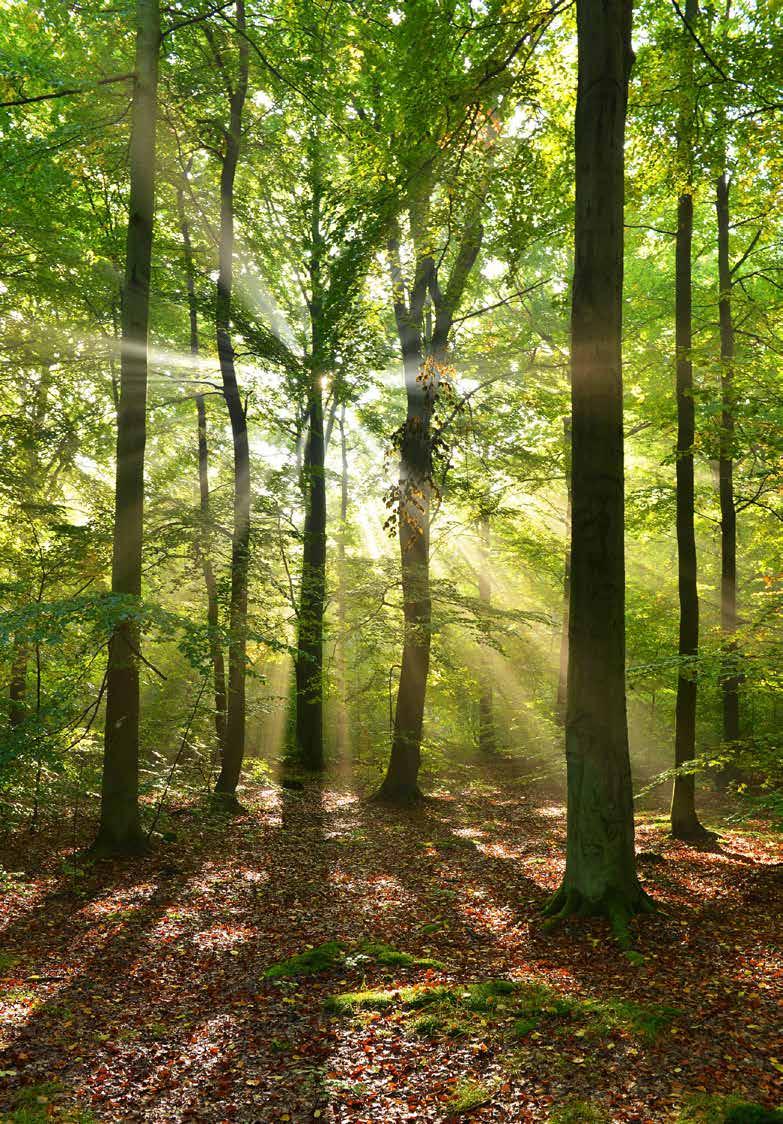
[0,760,782,1123]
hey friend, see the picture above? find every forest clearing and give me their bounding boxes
[0,0,782,1119]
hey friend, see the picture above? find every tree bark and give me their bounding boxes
[477,511,495,753]
[177,184,228,757]
[556,414,571,723]
[670,0,708,841]
[544,0,649,937]
[213,0,250,805]
[8,641,28,729]
[337,405,350,757]
[375,187,483,803]
[91,0,159,856]
[294,162,327,770]
[716,171,741,750]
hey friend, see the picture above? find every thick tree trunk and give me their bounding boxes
[91,0,159,856]
[670,0,708,840]
[716,171,740,750]
[477,512,495,753]
[213,0,250,804]
[178,185,228,756]
[375,344,430,804]
[544,0,648,937]
[556,414,571,723]
[294,170,327,770]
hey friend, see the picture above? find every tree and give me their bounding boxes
[92,0,160,856]
[544,0,650,936]
[670,0,709,841]
[209,0,250,806]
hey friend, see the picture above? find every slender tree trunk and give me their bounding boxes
[716,171,741,751]
[670,0,708,840]
[477,511,495,753]
[544,0,648,937]
[8,641,28,729]
[178,185,228,756]
[91,0,159,856]
[556,414,571,723]
[294,165,327,770]
[213,0,250,804]
[337,405,350,756]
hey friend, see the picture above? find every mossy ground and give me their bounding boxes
[324,975,677,1045]
[264,939,444,980]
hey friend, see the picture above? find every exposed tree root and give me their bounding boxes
[369,781,425,807]
[209,790,247,816]
[671,820,719,846]
[542,883,656,949]
[86,829,150,860]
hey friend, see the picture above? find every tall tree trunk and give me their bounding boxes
[337,405,350,756]
[213,0,250,804]
[294,164,327,770]
[91,0,159,856]
[477,511,495,753]
[177,185,228,756]
[716,171,741,751]
[556,414,571,723]
[376,338,431,803]
[8,641,28,729]
[544,0,648,937]
[670,0,708,840]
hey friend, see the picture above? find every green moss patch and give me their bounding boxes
[264,939,444,980]
[324,975,676,1046]
[677,1097,783,1124]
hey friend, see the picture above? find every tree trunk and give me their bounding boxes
[337,405,350,757]
[213,0,250,805]
[556,414,571,723]
[477,512,495,753]
[294,165,327,770]
[375,342,430,803]
[91,0,159,856]
[670,0,708,841]
[8,641,28,729]
[544,0,648,938]
[177,184,228,757]
[716,171,741,751]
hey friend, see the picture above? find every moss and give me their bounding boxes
[723,1107,783,1124]
[448,1079,496,1113]
[325,984,453,1015]
[264,939,443,980]
[679,1098,783,1124]
[264,941,347,979]
[352,942,444,970]
[548,1099,609,1123]
[8,1082,96,1123]
[0,950,19,974]
[325,974,675,1049]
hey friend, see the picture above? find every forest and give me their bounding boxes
[0,0,781,1119]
